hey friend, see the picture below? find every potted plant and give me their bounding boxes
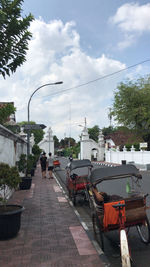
[17,154,32,190]
[0,162,24,239]
[27,154,36,177]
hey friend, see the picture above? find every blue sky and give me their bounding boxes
[1,0,150,140]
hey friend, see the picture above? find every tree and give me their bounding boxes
[112,76,150,149]
[102,126,115,136]
[0,103,16,124]
[59,137,76,148]
[32,144,41,156]
[32,128,44,144]
[19,121,44,144]
[53,135,59,149]
[88,125,100,142]
[0,0,34,78]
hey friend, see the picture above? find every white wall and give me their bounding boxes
[38,139,54,156]
[81,139,105,161]
[0,124,27,166]
[106,150,150,165]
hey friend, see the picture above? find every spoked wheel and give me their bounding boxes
[68,189,76,205]
[136,216,150,244]
[92,213,104,250]
[120,229,131,267]
[72,190,76,205]
[68,189,72,199]
[85,187,94,209]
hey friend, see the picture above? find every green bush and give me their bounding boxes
[16,154,27,173]
[17,153,38,176]
[125,143,140,151]
[0,163,21,205]
[32,144,41,156]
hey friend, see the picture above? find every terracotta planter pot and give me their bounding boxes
[0,205,24,240]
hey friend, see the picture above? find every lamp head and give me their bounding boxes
[55,81,63,85]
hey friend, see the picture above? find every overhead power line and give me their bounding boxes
[40,58,150,98]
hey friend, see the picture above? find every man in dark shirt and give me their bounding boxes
[40,152,47,178]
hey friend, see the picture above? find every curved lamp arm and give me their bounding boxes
[27,81,63,157]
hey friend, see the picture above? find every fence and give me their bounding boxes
[105,149,150,168]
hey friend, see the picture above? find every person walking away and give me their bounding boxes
[40,152,47,179]
[48,152,54,179]
[69,154,73,162]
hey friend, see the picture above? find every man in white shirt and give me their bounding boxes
[47,152,54,179]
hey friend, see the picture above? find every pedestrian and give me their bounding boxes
[47,152,54,179]
[69,154,73,162]
[40,152,47,179]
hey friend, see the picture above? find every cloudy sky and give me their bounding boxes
[1,0,150,141]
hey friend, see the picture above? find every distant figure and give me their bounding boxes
[40,152,47,179]
[69,154,73,162]
[47,152,54,179]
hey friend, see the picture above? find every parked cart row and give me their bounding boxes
[66,159,150,267]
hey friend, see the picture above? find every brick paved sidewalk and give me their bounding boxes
[0,164,104,267]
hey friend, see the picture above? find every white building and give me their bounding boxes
[80,120,105,161]
[38,127,54,156]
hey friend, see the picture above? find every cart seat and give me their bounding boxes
[103,200,126,229]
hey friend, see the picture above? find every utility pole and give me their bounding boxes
[68,104,71,148]
[108,107,112,127]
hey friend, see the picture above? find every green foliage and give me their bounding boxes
[0,103,16,125]
[88,125,100,142]
[53,135,59,148]
[32,128,44,144]
[0,0,34,78]
[59,137,76,148]
[62,142,80,158]
[102,126,115,136]
[125,143,140,151]
[0,162,21,205]
[112,76,150,131]
[72,142,80,158]
[112,75,150,149]
[18,121,44,144]
[32,144,41,156]
[16,154,27,173]
[27,154,35,174]
[5,124,20,133]
[17,153,37,175]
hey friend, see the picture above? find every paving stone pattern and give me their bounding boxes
[0,165,104,267]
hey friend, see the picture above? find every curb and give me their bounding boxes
[53,172,111,267]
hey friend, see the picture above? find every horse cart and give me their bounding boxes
[88,164,150,267]
[66,159,93,205]
[53,158,60,169]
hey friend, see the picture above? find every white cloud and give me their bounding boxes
[110,3,150,50]
[1,18,127,140]
[117,33,135,49]
[111,3,150,32]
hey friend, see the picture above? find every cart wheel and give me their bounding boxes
[85,186,93,209]
[72,190,76,206]
[136,216,150,244]
[120,229,131,267]
[68,189,72,200]
[87,193,94,210]
[68,189,76,205]
[92,213,104,250]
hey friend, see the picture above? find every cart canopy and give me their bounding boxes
[90,164,142,185]
[69,159,92,171]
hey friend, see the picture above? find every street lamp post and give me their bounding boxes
[78,124,84,160]
[27,81,63,157]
